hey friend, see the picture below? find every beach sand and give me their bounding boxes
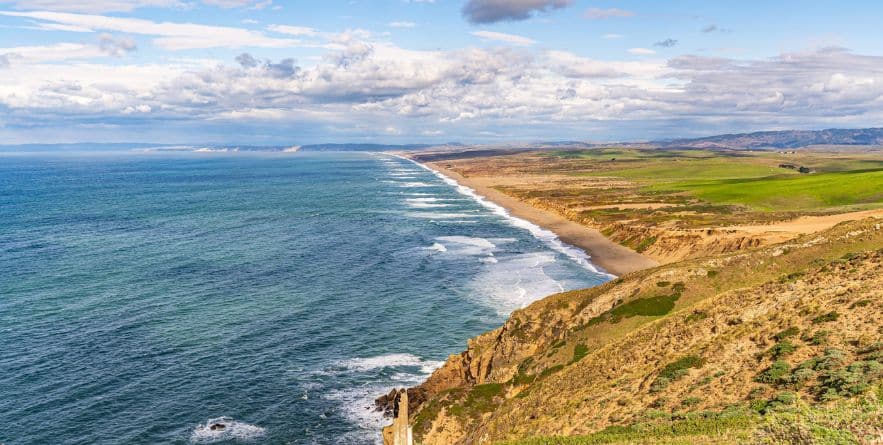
[424,161,659,276]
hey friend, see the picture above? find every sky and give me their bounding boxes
[0,0,882,145]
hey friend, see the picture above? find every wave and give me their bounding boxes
[406,202,452,209]
[392,155,614,278]
[406,212,481,219]
[396,182,435,188]
[336,353,444,374]
[469,252,568,315]
[191,417,265,443]
[193,147,239,153]
[326,353,445,444]
[429,242,447,252]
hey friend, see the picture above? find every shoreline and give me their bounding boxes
[400,155,658,276]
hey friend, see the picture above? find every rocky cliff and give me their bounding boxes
[380,218,883,444]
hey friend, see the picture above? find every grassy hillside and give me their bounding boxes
[431,148,883,264]
[399,218,883,444]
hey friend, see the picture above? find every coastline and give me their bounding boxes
[399,154,658,276]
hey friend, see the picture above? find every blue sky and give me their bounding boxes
[0,0,882,144]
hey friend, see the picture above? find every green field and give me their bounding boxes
[650,168,883,212]
[561,150,883,213]
[584,158,794,182]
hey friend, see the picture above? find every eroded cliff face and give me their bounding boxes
[383,219,883,444]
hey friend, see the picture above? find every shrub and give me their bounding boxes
[659,355,705,380]
[755,361,791,384]
[815,360,883,401]
[656,281,671,287]
[706,270,719,278]
[783,367,815,388]
[850,299,871,309]
[635,236,657,253]
[540,364,564,377]
[774,327,800,341]
[685,310,708,323]
[768,341,797,359]
[571,343,589,364]
[812,311,839,324]
[807,330,830,345]
[749,399,768,414]
[649,377,670,393]
[681,397,701,407]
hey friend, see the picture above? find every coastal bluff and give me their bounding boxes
[378,218,883,444]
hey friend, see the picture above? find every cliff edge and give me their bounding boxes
[380,218,883,444]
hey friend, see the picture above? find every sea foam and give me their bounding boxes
[392,155,614,279]
[191,417,265,443]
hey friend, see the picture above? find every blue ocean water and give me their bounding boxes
[0,151,610,445]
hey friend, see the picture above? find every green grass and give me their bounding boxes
[494,396,883,445]
[584,159,791,182]
[649,168,883,212]
[571,344,589,364]
[587,292,680,326]
[493,412,756,444]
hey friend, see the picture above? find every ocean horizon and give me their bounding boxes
[0,151,610,444]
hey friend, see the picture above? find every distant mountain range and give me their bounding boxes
[654,127,883,149]
[3,129,882,153]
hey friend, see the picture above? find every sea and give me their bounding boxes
[0,151,611,444]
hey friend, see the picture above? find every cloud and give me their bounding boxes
[462,0,571,24]
[471,30,535,46]
[201,0,271,8]
[545,50,665,78]
[98,33,137,56]
[0,54,9,68]
[584,7,634,19]
[267,24,317,36]
[0,0,184,13]
[628,47,655,55]
[0,10,301,50]
[2,24,883,144]
[0,42,108,63]
[701,24,731,33]
[388,21,416,28]
[0,0,272,12]
[654,38,678,48]
[602,33,623,39]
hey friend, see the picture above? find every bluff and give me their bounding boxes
[380,218,883,444]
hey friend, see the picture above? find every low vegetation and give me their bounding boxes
[400,219,883,444]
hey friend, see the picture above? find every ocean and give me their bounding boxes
[0,151,611,444]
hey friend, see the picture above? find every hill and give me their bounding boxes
[656,128,883,150]
[379,218,883,444]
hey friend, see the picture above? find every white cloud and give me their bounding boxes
[0,0,273,12]
[628,47,656,55]
[602,33,623,39]
[0,10,301,50]
[584,8,634,19]
[0,42,107,63]
[202,0,271,9]
[471,30,535,46]
[267,24,317,36]
[0,0,184,13]
[388,21,416,28]
[2,21,883,143]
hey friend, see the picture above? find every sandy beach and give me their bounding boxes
[422,161,659,276]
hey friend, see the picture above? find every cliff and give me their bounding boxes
[380,218,883,444]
